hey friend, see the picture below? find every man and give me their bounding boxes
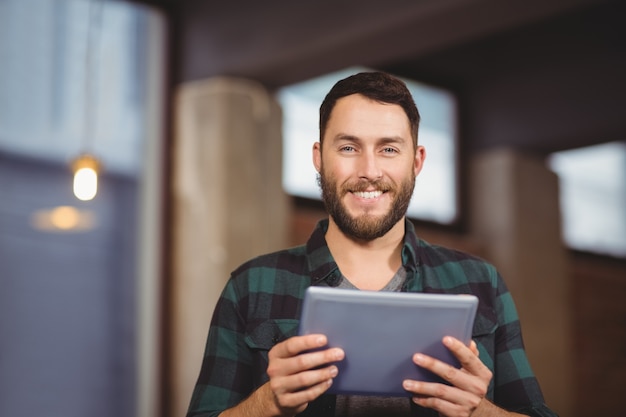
[186,72,558,417]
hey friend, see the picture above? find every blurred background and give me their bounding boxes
[0,1,624,417]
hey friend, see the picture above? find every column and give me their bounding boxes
[170,77,289,417]
[471,148,573,416]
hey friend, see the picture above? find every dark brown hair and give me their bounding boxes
[319,71,421,146]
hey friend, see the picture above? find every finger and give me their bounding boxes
[268,344,344,378]
[411,351,489,396]
[273,373,336,410]
[271,362,338,395]
[410,391,477,417]
[443,337,492,382]
[403,379,479,407]
[271,334,328,359]
[469,340,479,357]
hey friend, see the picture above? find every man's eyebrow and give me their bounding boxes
[331,134,407,144]
[378,136,407,145]
[331,133,360,143]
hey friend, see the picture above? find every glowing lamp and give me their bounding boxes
[72,154,101,201]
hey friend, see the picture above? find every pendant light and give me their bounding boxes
[72,0,103,201]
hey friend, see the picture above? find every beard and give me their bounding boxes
[317,168,415,241]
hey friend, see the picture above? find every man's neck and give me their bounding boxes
[325,218,406,290]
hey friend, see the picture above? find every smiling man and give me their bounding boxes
[316,93,422,240]
[186,72,559,417]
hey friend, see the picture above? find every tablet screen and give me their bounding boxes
[298,286,478,396]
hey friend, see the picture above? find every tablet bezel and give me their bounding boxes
[297,286,478,397]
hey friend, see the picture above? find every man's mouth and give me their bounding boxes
[352,190,384,199]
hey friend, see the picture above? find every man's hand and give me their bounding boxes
[402,336,493,417]
[266,333,344,415]
[221,334,344,417]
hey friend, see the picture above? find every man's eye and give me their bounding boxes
[382,147,398,154]
[340,146,356,152]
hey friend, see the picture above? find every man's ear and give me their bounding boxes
[414,145,426,177]
[313,142,322,173]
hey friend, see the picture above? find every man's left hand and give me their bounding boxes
[402,336,493,417]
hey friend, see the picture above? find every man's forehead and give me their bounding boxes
[329,94,407,120]
[325,96,411,133]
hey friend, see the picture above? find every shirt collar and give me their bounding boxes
[305,218,421,286]
[305,219,339,285]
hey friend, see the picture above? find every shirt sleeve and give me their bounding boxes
[186,279,253,417]
[490,267,560,417]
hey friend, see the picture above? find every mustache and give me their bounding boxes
[344,179,393,193]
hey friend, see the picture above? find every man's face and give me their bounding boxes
[313,94,425,241]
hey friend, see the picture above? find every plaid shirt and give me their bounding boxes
[187,219,558,417]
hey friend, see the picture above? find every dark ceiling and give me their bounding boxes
[137,0,625,155]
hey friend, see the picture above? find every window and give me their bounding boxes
[0,2,166,417]
[277,67,459,224]
[548,141,626,258]
[0,0,148,174]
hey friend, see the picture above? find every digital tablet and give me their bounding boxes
[298,286,478,397]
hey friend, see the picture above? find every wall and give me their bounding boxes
[570,253,626,416]
[0,153,138,417]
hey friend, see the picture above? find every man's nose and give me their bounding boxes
[356,151,383,180]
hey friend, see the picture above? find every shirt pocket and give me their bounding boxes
[473,311,497,339]
[244,319,300,386]
[245,319,300,349]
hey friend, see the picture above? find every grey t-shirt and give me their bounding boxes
[334,267,412,416]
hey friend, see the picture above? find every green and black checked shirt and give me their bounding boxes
[187,219,558,417]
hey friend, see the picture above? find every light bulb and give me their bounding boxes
[72,154,100,201]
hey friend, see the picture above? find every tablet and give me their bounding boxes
[298,286,478,397]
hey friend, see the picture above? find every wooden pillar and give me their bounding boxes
[470,148,573,416]
[169,77,289,417]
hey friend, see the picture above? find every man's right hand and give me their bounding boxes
[221,334,344,417]
[266,334,344,416]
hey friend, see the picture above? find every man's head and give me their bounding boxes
[319,71,421,147]
[313,71,426,241]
